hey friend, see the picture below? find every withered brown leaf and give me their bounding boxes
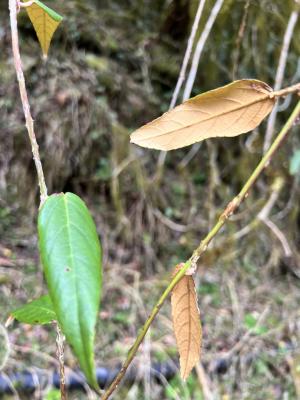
[171,265,202,380]
[130,79,275,150]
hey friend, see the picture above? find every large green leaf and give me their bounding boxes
[11,295,56,325]
[38,193,102,388]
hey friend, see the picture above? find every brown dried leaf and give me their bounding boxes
[130,79,275,150]
[171,266,202,380]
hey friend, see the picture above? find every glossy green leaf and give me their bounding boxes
[38,193,102,388]
[11,295,56,325]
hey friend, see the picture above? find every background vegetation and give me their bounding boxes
[0,0,300,398]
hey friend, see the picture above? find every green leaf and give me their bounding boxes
[11,295,56,325]
[38,193,102,389]
[289,149,300,176]
[45,389,61,400]
[26,0,63,57]
[244,313,268,335]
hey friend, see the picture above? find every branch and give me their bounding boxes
[263,5,299,152]
[169,0,206,109]
[156,0,206,177]
[8,0,48,204]
[55,323,67,400]
[101,98,300,400]
[231,0,251,80]
[183,0,225,100]
[176,0,225,171]
[271,82,300,98]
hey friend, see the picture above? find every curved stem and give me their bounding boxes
[101,99,300,400]
[9,0,48,204]
[263,6,299,153]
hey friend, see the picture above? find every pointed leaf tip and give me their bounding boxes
[26,0,63,56]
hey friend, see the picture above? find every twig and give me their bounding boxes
[195,363,214,400]
[152,208,190,232]
[256,177,292,257]
[156,0,206,177]
[177,0,225,171]
[8,0,48,204]
[232,0,251,80]
[183,0,225,100]
[0,323,10,370]
[101,99,300,400]
[169,0,206,109]
[12,344,96,398]
[8,1,68,397]
[263,6,299,153]
[271,82,300,98]
[260,218,293,257]
[55,323,67,400]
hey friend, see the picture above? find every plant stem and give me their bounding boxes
[156,0,206,178]
[263,5,299,153]
[169,0,206,110]
[8,0,48,204]
[55,323,67,400]
[272,82,300,98]
[183,0,225,100]
[231,0,251,80]
[101,98,300,400]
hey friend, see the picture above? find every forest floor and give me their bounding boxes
[1,202,300,400]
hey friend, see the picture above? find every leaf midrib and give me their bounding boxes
[134,91,272,142]
[183,278,192,378]
[63,195,90,374]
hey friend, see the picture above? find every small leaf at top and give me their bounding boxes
[130,79,275,151]
[26,0,63,57]
[171,264,202,380]
[11,294,56,325]
[38,193,102,389]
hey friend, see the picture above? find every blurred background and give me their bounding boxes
[1,0,300,398]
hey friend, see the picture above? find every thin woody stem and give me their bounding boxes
[263,6,299,153]
[272,82,300,98]
[101,98,300,400]
[169,0,206,110]
[9,0,48,204]
[55,323,67,400]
